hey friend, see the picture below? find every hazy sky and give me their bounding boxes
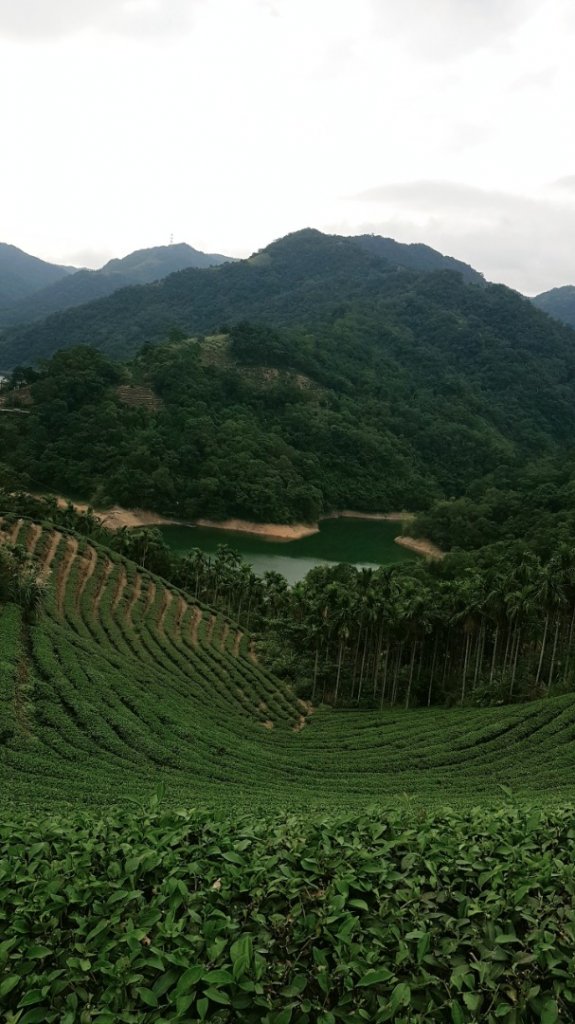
[1,0,574,293]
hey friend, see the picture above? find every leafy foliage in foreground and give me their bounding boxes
[1,803,573,1023]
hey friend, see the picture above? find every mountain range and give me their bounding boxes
[0,242,233,330]
[0,229,485,368]
[2,229,575,371]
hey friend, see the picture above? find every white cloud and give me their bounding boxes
[0,0,574,293]
[345,180,575,294]
[0,0,197,38]
[368,0,541,59]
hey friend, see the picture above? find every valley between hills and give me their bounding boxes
[2,229,575,1023]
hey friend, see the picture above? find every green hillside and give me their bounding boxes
[0,229,485,366]
[2,265,575,526]
[3,521,575,1022]
[532,284,575,328]
[0,242,75,314]
[2,517,575,811]
[0,243,235,328]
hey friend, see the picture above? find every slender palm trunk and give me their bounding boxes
[535,612,550,687]
[548,615,561,690]
[311,642,320,702]
[509,626,521,698]
[502,624,513,680]
[427,633,439,707]
[333,640,344,706]
[473,622,484,692]
[373,621,385,698]
[489,623,499,688]
[357,630,370,704]
[391,642,404,706]
[404,641,417,710]
[563,603,575,684]
[461,632,471,705]
[380,645,390,709]
[351,626,362,701]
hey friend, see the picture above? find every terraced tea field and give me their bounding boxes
[3,521,575,1023]
[2,519,575,809]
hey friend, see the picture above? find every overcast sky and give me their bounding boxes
[1,0,574,294]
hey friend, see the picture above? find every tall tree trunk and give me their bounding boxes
[548,614,561,690]
[502,624,513,681]
[489,623,499,688]
[509,625,521,698]
[351,626,362,701]
[427,633,439,707]
[563,603,575,684]
[461,632,471,706]
[473,622,484,692]
[373,621,385,698]
[380,644,390,709]
[333,640,344,706]
[535,612,550,688]
[357,630,370,704]
[311,642,320,702]
[391,642,404,706]
[404,641,417,710]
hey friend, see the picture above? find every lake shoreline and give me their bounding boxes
[32,495,417,539]
[28,493,443,558]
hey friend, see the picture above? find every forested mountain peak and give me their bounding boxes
[0,242,76,312]
[0,228,487,367]
[100,241,233,279]
[532,285,575,329]
[0,241,235,328]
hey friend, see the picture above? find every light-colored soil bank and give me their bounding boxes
[33,496,189,531]
[193,518,318,540]
[30,495,443,556]
[322,509,416,523]
[395,536,444,560]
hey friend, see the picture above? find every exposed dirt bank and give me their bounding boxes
[33,495,189,531]
[29,496,440,557]
[395,535,444,560]
[322,510,416,523]
[193,517,318,540]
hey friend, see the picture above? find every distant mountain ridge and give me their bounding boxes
[353,234,483,284]
[0,243,75,313]
[0,242,234,327]
[0,228,488,367]
[532,286,575,329]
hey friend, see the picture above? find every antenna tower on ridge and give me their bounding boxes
[169,233,174,245]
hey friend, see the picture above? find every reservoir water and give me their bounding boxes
[158,517,416,585]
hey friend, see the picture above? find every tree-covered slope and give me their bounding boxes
[532,284,575,328]
[2,259,575,523]
[0,242,235,327]
[0,229,485,366]
[0,242,75,313]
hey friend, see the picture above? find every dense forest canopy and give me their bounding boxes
[3,228,575,549]
[0,229,485,367]
[3,259,575,529]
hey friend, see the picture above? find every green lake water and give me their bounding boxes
[158,517,416,585]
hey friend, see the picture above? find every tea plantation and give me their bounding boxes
[1,521,575,1023]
